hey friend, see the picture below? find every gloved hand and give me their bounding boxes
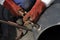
[23,0,55,23]
[3,0,23,16]
[23,0,46,23]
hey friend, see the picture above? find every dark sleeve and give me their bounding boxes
[0,5,16,40]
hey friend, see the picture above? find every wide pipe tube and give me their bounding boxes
[38,24,60,40]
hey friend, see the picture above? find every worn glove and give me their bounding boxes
[23,0,45,23]
[23,0,55,23]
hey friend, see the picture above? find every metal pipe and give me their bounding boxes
[0,20,32,31]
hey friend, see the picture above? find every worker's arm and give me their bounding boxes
[23,0,55,23]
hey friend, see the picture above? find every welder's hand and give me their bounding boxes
[23,0,46,23]
[23,10,40,23]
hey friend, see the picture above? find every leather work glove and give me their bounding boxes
[3,0,24,16]
[23,0,55,23]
